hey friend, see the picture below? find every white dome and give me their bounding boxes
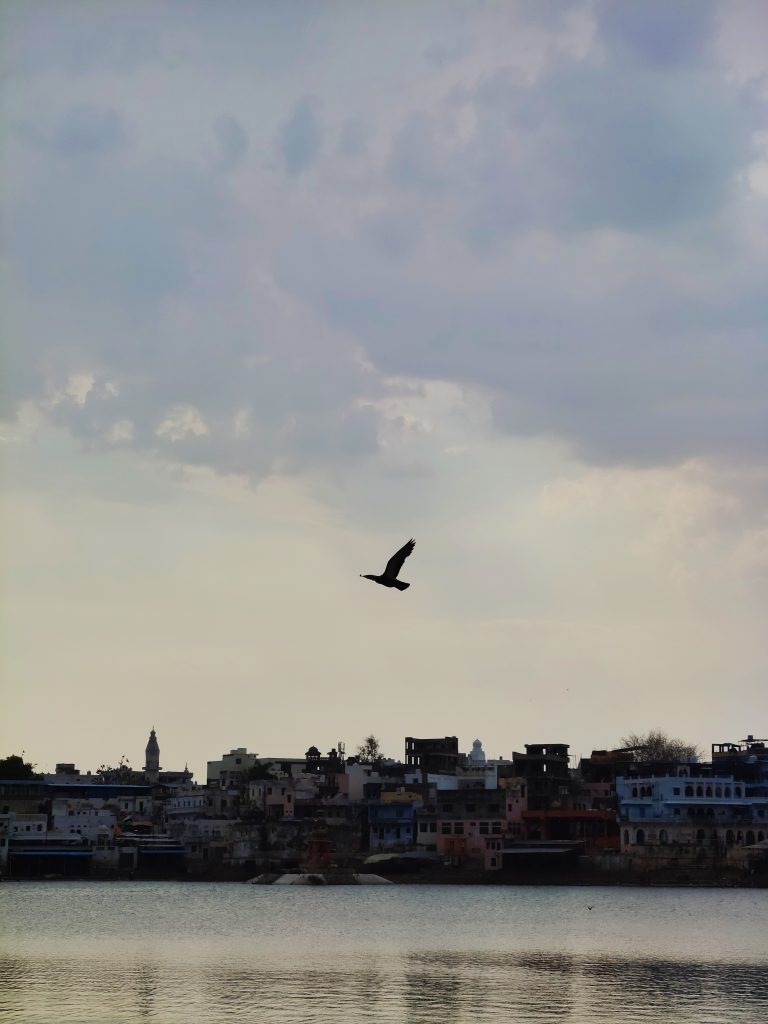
[469,739,486,764]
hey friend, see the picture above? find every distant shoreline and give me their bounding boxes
[5,872,767,889]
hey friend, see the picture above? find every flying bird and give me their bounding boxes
[361,539,415,591]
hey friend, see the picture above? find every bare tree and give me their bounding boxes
[620,729,700,763]
[355,734,382,764]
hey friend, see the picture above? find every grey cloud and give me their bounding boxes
[389,112,447,190]
[9,150,233,304]
[17,104,129,158]
[277,195,768,466]
[596,0,716,68]
[3,0,768,484]
[213,115,249,170]
[278,96,323,175]
[454,56,752,237]
[338,115,369,158]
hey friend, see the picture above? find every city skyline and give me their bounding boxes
[2,1,767,781]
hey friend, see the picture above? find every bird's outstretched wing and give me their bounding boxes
[384,538,415,580]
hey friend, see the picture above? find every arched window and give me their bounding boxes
[632,786,638,798]
[724,787,731,798]
[726,830,735,845]
[758,831,765,843]
[734,787,741,798]
[635,828,645,846]
[746,831,755,846]
[705,786,712,798]
[623,829,629,847]
[715,786,722,798]
[736,831,744,845]
[696,785,703,798]
[685,785,694,797]
[659,829,668,845]
[696,829,705,845]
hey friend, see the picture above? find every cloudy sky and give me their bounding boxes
[2,0,766,779]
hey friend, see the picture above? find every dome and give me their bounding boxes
[469,739,486,765]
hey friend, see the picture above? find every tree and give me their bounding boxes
[96,756,137,783]
[0,754,40,780]
[620,729,700,764]
[245,761,277,782]
[355,734,383,764]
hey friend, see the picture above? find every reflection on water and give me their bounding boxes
[1,883,767,1023]
[3,950,767,1024]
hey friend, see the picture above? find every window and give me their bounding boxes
[705,787,712,798]
[442,803,453,813]
[465,804,475,812]
[632,787,638,797]
[454,822,464,835]
[441,823,451,834]
[430,822,436,833]
[715,786,722,797]
[672,787,680,796]
[491,822,502,834]
[735,787,742,798]
[479,822,489,834]
[696,786,703,798]
[685,785,694,797]
[419,822,427,832]
[724,787,731,798]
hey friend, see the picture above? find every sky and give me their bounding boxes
[1,0,767,781]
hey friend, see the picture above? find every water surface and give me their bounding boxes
[1,882,766,1023]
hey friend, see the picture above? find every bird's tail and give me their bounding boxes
[392,580,410,591]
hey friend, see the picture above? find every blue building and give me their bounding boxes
[368,801,417,851]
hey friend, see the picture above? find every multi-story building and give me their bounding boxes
[368,801,416,851]
[617,764,766,852]
[417,787,506,867]
[206,748,260,788]
[405,736,460,774]
[511,744,572,811]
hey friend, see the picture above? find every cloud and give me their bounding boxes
[2,0,767,487]
[16,103,129,157]
[212,114,249,171]
[596,0,716,68]
[278,96,323,175]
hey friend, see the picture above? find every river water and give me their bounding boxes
[1,881,766,1023]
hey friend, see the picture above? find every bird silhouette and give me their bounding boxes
[361,539,415,591]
